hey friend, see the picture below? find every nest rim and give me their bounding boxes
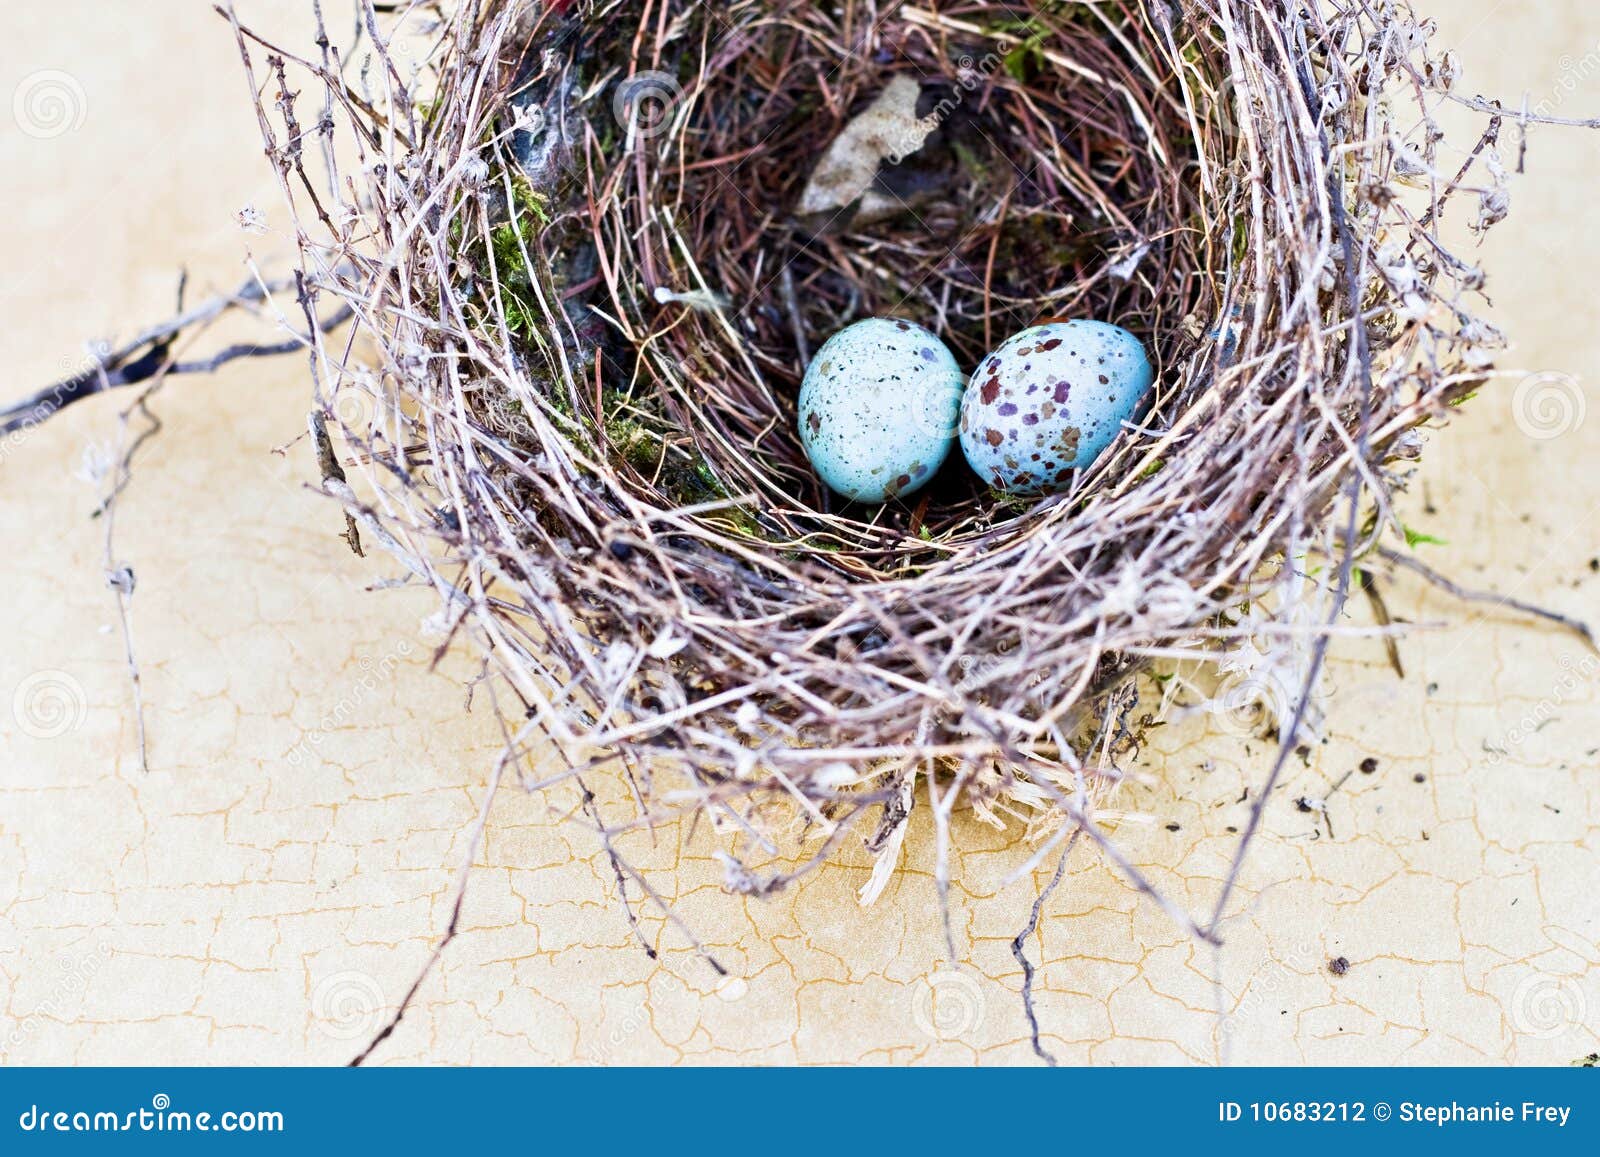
[258,0,1509,875]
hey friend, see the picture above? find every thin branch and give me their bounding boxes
[2,280,349,437]
[1377,545,1597,652]
[1009,829,1079,1067]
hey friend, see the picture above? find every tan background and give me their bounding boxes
[1,0,1596,1065]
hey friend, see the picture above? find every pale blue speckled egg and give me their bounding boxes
[798,318,965,503]
[959,320,1153,495]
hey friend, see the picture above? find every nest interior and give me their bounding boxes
[252,0,1508,892]
[593,2,1208,544]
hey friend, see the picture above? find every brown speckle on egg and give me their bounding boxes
[958,319,1152,496]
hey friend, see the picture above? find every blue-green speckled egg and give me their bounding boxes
[959,320,1153,495]
[799,318,964,503]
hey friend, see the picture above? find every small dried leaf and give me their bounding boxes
[795,75,936,220]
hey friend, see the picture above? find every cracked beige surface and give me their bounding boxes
[2,1,1597,1066]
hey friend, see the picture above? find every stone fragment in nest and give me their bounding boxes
[795,75,940,229]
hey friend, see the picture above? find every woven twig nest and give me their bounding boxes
[252,0,1510,901]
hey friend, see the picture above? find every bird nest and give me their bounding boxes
[234,0,1514,904]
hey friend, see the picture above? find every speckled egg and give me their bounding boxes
[798,318,965,503]
[959,320,1153,495]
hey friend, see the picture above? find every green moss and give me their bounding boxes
[596,391,763,530]
[987,487,1035,515]
[992,1,1073,82]
[459,141,773,537]
[481,175,554,344]
[604,415,658,471]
